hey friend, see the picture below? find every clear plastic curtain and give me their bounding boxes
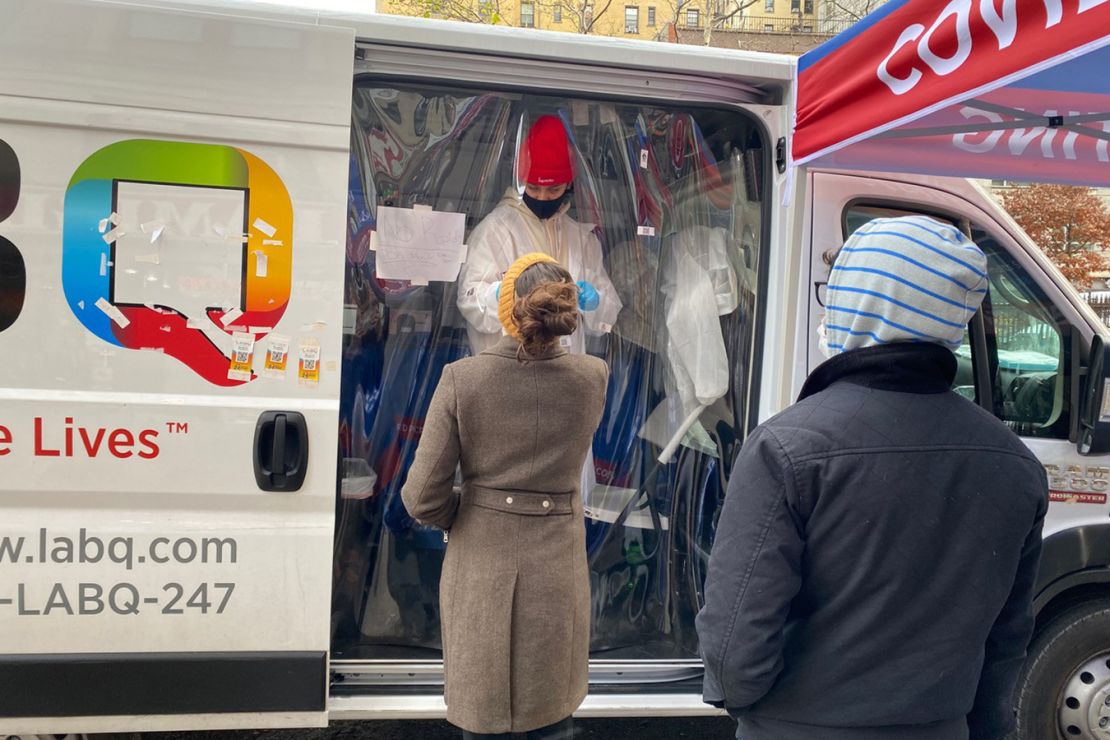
[332,82,765,660]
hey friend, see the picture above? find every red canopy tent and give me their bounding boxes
[792,0,1110,186]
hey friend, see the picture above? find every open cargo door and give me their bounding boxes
[328,19,795,718]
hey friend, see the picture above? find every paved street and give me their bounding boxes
[150,717,737,739]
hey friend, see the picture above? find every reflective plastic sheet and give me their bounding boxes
[332,81,766,661]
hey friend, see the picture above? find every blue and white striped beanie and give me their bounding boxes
[825,215,988,355]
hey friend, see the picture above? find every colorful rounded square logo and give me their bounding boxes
[63,140,292,386]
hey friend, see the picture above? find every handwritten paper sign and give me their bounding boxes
[375,206,467,283]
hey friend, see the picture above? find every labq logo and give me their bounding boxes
[62,140,293,386]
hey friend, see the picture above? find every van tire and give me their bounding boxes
[1010,598,1110,739]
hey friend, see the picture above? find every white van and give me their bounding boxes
[1,2,1107,738]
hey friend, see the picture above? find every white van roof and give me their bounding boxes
[102,0,795,100]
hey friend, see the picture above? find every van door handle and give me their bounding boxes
[254,411,309,492]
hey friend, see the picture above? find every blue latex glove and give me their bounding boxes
[576,280,600,311]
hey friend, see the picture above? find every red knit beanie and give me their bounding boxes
[519,115,574,186]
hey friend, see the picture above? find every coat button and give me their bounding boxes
[505,497,513,504]
[542,500,551,508]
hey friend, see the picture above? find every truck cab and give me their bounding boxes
[801,169,1110,738]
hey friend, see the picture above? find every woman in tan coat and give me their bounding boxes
[402,252,609,740]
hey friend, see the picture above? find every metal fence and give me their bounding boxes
[717,14,854,34]
[993,313,1059,354]
[1087,295,1110,327]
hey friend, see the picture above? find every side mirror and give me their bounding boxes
[1078,334,1110,455]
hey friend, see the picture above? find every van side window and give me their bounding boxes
[970,225,1068,439]
[842,206,1069,440]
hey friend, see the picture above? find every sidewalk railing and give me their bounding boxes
[682,14,853,34]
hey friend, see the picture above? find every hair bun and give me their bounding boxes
[514,281,578,358]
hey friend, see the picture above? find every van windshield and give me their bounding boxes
[331,80,767,664]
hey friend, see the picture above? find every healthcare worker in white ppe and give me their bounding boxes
[458,114,622,355]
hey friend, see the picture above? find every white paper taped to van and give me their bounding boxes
[95,297,130,328]
[102,227,125,245]
[112,182,245,358]
[141,220,166,243]
[213,224,248,243]
[375,205,467,282]
[220,307,244,327]
[252,217,277,238]
[98,212,119,233]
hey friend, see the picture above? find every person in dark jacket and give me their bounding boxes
[695,215,1048,740]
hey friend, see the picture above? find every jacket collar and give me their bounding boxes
[798,343,958,401]
[483,334,568,361]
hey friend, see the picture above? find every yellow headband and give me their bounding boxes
[498,252,559,340]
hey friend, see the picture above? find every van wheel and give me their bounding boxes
[1011,598,1110,739]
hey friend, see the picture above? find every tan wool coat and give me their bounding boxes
[401,335,608,734]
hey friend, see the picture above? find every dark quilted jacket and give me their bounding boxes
[695,343,1048,740]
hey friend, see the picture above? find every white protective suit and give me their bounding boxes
[640,225,740,460]
[457,188,622,355]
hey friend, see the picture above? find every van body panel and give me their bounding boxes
[0,0,352,729]
[0,0,353,128]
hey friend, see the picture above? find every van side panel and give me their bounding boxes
[0,0,352,732]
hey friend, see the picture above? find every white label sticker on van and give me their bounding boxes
[263,334,291,379]
[227,332,255,382]
[298,339,321,387]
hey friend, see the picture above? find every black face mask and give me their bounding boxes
[522,191,566,221]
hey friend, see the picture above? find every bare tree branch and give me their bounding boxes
[703,0,758,45]
[714,0,758,24]
[534,0,614,33]
[661,0,696,36]
[391,0,506,24]
[820,0,882,24]
[585,0,615,33]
